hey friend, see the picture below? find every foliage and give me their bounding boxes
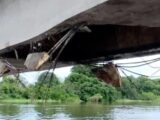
[88,94,103,103]
[65,66,119,103]
[1,65,160,103]
[120,76,160,100]
[0,76,28,99]
[71,65,95,77]
[36,72,60,86]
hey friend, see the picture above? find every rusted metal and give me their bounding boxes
[95,63,121,87]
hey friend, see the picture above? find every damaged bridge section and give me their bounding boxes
[1,0,160,73]
[1,25,160,70]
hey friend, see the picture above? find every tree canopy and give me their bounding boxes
[0,65,160,103]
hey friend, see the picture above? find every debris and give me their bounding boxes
[0,60,9,74]
[0,59,17,75]
[95,63,122,87]
[24,52,49,70]
[79,26,92,32]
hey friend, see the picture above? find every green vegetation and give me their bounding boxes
[65,65,120,103]
[1,65,160,104]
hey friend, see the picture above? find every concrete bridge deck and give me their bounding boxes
[1,0,160,72]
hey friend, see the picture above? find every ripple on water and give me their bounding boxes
[0,104,160,120]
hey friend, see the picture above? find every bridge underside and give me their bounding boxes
[1,0,160,72]
[1,24,160,72]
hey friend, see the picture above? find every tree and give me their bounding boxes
[120,77,139,99]
[71,65,95,77]
[0,76,28,99]
[34,72,60,100]
[65,65,119,102]
[36,72,60,86]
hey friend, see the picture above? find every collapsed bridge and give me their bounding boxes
[0,0,160,76]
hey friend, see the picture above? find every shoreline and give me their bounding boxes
[1,99,160,105]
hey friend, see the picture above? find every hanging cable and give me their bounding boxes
[44,26,80,101]
[151,68,160,77]
[117,65,160,78]
[37,25,82,102]
[140,58,160,69]
[119,68,140,90]
[118,66,149,77]
[48,29,73,56]
[116,57,160,65]
[117,58,160,68]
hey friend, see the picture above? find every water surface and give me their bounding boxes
[0,103,160,120]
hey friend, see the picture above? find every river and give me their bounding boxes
[0,103,160,120]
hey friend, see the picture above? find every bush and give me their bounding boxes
[88,94,103,103]
[140,92,158,100]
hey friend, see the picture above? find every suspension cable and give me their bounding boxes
[117,58,160,68]
[119,68,141,92]
[118,66,149,77]
[37,26,81,102]
[116,57,160,65]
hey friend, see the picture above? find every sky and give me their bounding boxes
[19,66,73,84]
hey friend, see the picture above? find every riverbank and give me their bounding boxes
[0,99,58,104]
[0,99,81,104]
[115,99,160,105]
[1,99,160,105]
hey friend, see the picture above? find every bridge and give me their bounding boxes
[0,0,160,75]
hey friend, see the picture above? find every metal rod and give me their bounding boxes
[14,49,19,60]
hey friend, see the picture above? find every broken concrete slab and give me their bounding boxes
[0,60,9,74]
[24,52,49,70]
